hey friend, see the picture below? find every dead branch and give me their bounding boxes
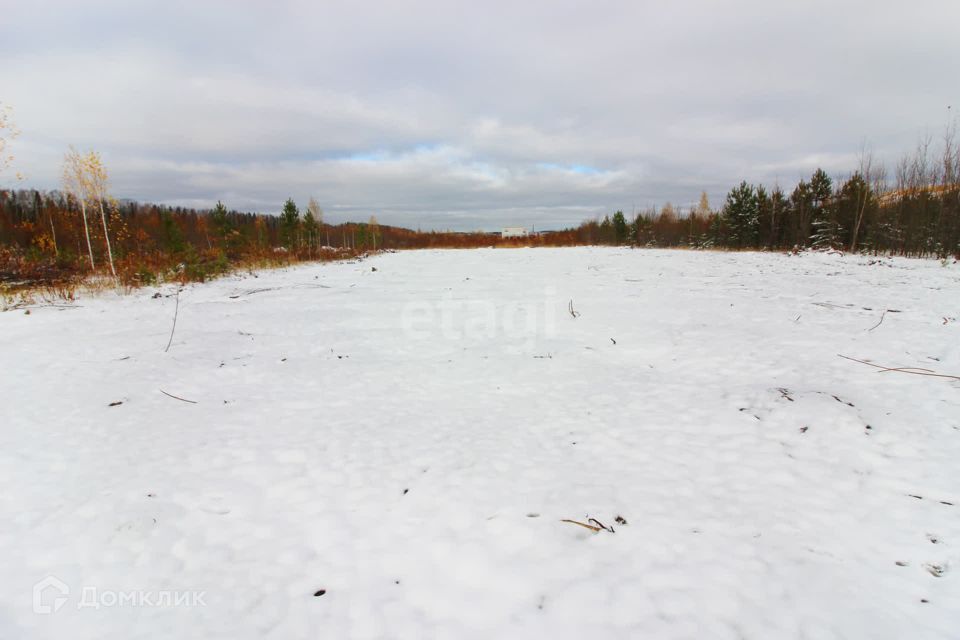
[867,308,901,331]
[868,309,887,332]
[159,389,197,404]
[839,354,934,373]
[587,517,615,533]
[164,288,181,352]
[560,519,602,532]
[568,300,580,318]
[879,366,936,374]
[838,354,960,382]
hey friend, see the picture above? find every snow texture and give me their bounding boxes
[2,247,959,639]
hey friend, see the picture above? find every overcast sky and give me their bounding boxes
[2,0,957,230]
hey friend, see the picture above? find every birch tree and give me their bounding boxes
[305,197,323,252]
[82,150,117,277]
[0,102,21,181]
[307,197,323,231]
[695,191,711,217]
[62,147,96,270]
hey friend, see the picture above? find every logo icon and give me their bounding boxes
[33,576,69,614]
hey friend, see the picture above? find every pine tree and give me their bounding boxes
[612,211,627,244]
[839,173,871,252]
[210,200,231,247]
[599,215,613,244]
[810,168,833,209]
[161,211,186,254]
[756,186,772,248]
[768,187,787,248]
[279,198,300,249]
[789,180,813,247]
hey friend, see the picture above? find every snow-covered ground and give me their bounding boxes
[2,247,959,639]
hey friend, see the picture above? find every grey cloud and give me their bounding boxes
[1,0,957,230]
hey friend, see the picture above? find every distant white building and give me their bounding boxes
[501,226,528,238]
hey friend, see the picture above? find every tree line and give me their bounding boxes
[578,130,960,258]
[2,112,958,290]
[0,184,582,287]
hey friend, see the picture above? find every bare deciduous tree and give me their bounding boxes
[0,102,22,182]
[849,144,884,253]
[369,215,380,250]
[307,197,324,251]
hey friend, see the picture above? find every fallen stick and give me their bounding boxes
[868,309,887,332]
[838,354,960,382]
[587,517,615,533]
[164,288,181,353]
[560,519,602,532]
[879,366,936,374]
[159,389,197,404]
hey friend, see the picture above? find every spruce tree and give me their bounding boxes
[811,210,843,249]
[808,168,834,246]
[723,181,759,248]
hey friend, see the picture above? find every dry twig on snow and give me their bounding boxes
[838,354,960,382]
[560,519,602,532]
[159,389,197,404]
[164,288,181,353]
[868,309,888,332]
[867,308,901,332]
[560,518,615,533]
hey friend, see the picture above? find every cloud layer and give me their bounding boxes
[2,0,957,229]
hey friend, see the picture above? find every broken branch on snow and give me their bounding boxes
[838,354,960,382]
[164,288,181,353]
[159,389,198,404]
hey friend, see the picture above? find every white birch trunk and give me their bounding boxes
[80,199,96,270]
[97,197,116,277]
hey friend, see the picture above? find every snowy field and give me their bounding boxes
[2,247,960,639]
